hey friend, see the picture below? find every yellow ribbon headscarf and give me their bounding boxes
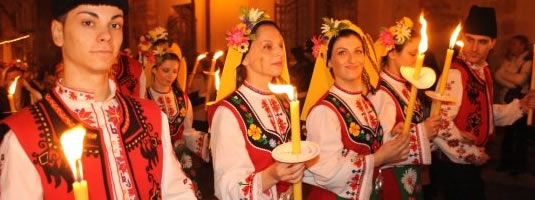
[215,8,290,103]
[301,19,380,120]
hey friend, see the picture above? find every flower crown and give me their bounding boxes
[378,17,414,52]
[138,27,177,65]
[311,18,356,58]
[225,8,270,53]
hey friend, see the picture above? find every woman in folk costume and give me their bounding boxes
[143,34,209,198]
[207,8,305,200]
[367,17,440,199]
[301,19,410,200]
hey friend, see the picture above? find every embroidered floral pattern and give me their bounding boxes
[401,168,417,194]
[349,122,361,137]
[248,124,263,140]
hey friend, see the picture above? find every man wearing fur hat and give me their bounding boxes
[0,1,196,199]
[432,5,535,200]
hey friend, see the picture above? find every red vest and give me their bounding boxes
[147,84,189,144]
[451,58,494,146]
[207,91,291,197]
[2,92,164,199]
[112,54,143,97]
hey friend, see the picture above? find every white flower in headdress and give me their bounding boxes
[401,168,417,194]
[248,8,264,24]
[321,18,343,38]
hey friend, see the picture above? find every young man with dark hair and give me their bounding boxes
[0,1,196,199]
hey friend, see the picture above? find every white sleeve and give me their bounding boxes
[368,90,432,165]
[303,105,375,200]
[493,99,524,126]
[433,69,486,164]
[160,113,197,200]
[0,131,43,200]
[138,70,147,99]
[183,100,210,162]
[211,106,275,200]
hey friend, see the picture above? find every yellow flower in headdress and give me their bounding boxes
[148,27,168,42]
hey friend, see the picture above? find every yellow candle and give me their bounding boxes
[73,180,89,200]
[187,53,207,90]
[268,83,302,200]
[60,125,88,200]
[430,24,462,116]
[527,45,535,125]
[402,54,425,134]
[290,99,302,200]
[402,13,428,135]
[7,76,19,112]
[205,51,224,105]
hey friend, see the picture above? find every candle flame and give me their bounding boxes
[268,83,295,100]
[418,13,428,54]
[449,23,462,49]
[215,69,221,91]
[455,40,464,48]
[8,76,20,95]
[197,53,208,61]
[213,50,224,60]
[60,125,86,181]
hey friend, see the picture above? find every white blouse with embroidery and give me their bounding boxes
[0,80,196,200]
[368,72,432,166]
[433,60,524,164]
[147,87,210,162]
[303,86,376,200]
[210,82,291,200]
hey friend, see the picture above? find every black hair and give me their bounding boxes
[325,29,377,94]
[154,53,180,68]
[505,34,530,60]
[236,20,282,87]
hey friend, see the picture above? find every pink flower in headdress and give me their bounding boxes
[311,35,323,58]
[379,30,395,49]
[226,25,249,48]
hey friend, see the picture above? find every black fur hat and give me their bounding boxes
[52,0,128,18]
[464,5,497,38]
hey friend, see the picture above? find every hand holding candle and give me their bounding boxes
[187,53,208,90]
[7,76,20,113]
[429,23,462,116]
[268,83,302,200]
[60,125,88,200]
[205,51,224,105]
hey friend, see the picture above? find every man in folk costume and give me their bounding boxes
[207,8,305,200]
[432,5,535,200]
[111,51,146,98]
[301,19,411,200]
[0,1,197,199]
[144,36,209,199]
[368,17,440,200]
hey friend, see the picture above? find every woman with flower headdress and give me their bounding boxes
[142,27,209,199]
[300,18,411,200]
[207,8,304,200]
[367,17,441,199]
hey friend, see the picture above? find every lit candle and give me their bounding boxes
[268,83,302,200]
[527,44,535,125]
[187,53,208,90]
[7,76,20,113]
[402,13,428,135]
[60,125,88,200]
[205,51,224,105]
[456,40,464,54]
[430,23,462,116]
[214,69,221,91]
